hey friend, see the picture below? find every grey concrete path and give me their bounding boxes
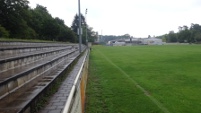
[38,53,85,113]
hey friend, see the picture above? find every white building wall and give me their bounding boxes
[113,41,126,46]
[141,38,162,45]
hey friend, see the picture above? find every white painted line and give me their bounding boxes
[97,50,171,113]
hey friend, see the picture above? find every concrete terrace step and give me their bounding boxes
[38,50,87,113]
[0,41,72,47]
[0,49,76,80]
[0,51,81,113]
[0,46,77,72]
[0,43,77,56]
[0,42,77,60]
[0,49,78,104]
[0,42,86,113]
[0,46,71,58]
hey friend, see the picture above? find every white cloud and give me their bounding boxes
[29,0,201,37]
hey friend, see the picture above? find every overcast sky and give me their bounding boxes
[29,0,201,37]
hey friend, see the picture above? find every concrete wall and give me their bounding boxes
[70,54,88,113]
[62,50,89,113]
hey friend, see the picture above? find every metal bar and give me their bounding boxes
[78,0,82,53]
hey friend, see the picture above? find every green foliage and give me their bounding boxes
[71,14,98,44]
[168,31,177,42]
[194,32,201,42]
[71,14,86,35]
[86,45,201,113]
[55,17,77,42]
[0,25,9,38]
[85,27,98,43]
[71,14,86,43]
[178,26,191,43]
[157,23,201,43]
[0,0,30,38]
[0,0,96,43]
[0,1,76,42]
[100,34,132,43]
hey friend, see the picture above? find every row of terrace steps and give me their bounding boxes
[0,42,84,113]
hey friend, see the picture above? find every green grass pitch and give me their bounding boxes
[85,45,201,113]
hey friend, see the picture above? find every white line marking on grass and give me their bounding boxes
[97,50,171,113]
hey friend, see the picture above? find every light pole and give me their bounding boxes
[78,0,82,53]
[85,8,88,47]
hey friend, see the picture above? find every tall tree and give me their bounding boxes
[190,23,201,42]
[55,17,76,42]
[71,14,86,36]
[0,0,33,38]
[168,31,177,42]
[86,27,98,43]
[27,5,53,40]
[178,26,191,43]
[0,2,78,42]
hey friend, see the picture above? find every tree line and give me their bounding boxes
[156,23,201,43]
[0,0,97,43]
[100,34,132,43]
[71,14,98,44]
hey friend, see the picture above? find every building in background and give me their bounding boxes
[141,38,163,45]
[107,37,163,46]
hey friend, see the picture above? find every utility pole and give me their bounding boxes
[85,8,88,47]
[78,0,82,53]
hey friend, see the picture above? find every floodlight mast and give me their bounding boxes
[78,0,82,53]
[85,8,88,47]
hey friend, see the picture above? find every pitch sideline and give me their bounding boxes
[97,49,171,113]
